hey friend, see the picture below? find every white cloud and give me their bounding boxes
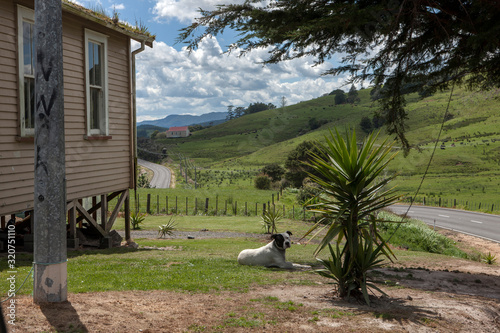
[135,36,347,119]
[112,3,125,10]
[152,0,247,23]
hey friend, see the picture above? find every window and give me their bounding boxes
[17,6,35,137]
[85,29,108,136]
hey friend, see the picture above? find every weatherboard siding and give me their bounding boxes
[0,0,134,215]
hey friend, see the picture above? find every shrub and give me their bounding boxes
[254,174,271,190]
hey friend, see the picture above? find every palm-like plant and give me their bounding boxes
[304,129,400,304]
[260,206,282,234]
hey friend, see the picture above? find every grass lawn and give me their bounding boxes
[1,212,484,300]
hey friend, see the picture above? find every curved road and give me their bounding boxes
[137,159,171,188]
[388,204,500,243]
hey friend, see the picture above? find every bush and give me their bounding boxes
[254,175,271,190]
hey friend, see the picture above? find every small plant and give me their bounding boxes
[130,211,146,230]
[137,173,151,188]
[260,207,282,234]
[482,252,497,265]
[158,217,176,238]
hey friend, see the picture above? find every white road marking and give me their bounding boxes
[438,214,449,218]
[470,220,483,224]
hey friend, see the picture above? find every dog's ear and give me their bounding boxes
[270,233,277,240]
[286,231,292,236]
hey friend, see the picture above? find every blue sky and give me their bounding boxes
[78,0,350,122]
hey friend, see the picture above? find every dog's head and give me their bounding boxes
[271,231,292,250]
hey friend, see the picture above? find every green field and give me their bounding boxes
[147,86,500,214]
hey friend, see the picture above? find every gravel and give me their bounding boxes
[117,230,269,240]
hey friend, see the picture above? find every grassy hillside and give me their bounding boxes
[152,86,500,213]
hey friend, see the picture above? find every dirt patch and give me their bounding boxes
[5,232,500,333]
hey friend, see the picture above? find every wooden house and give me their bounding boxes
[0,0,155,248]
[166,126,190,138]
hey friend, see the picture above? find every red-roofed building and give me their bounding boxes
[166,126,190,138]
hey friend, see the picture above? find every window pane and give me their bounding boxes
[23,21,34,75]
[24,77,35,129]
[88,42,95,85]
[90,87,101,130]
[94,43,102,86]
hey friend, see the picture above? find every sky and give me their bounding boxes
[78,0,351,122]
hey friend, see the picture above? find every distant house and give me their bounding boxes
[0,0,154,248]
[166,126,190,138]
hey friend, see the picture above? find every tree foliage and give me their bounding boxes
[261,163,285,182]
[178,0,500,152]
[284,141,324,188]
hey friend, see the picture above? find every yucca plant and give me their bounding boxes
[482,252,497,265]
[260,206,282,234]
[304,128,401,304]
[130,211,146,230]
[158,216,177,238]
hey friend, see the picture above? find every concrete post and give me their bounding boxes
[33,0,67,303]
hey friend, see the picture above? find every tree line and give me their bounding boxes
[226,102,277,120]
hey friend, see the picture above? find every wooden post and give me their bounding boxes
[186,197,188,215]
[125,192,131,241]
[147,194,151,214]
[157,195,159,214]
[234,201,237,215]
[175,196,178,214]
[205,198,209,214]
[166,196,168,213]
[195,198,198,215]
[100,194,107,229]
[33,0,67,303]
[272,194,274,205]
[215,196,218,216]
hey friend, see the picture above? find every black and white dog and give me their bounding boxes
[237,231,296,269]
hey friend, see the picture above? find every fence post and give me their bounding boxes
[175,196,178,214]
[292,205,295,219]
[255,202,258,216]
[283,204,285,216]
[157,195,160,214]
[186,197,188,215]
[166,196,168,214]
[234,201,237,215]
[225,200,228,215]
[195,198,198,215]
[147,194,151,214]
[272,194,274,205]
[245,202,248,216]
[205,198,209,214]
[263,203,266,214]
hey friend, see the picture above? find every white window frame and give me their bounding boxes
[17,5,35,137]
[84,29,109,136]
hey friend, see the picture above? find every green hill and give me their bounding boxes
[154,86,500,212]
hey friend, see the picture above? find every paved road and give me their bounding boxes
[137,159,171,188]
[388,204,500,243]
